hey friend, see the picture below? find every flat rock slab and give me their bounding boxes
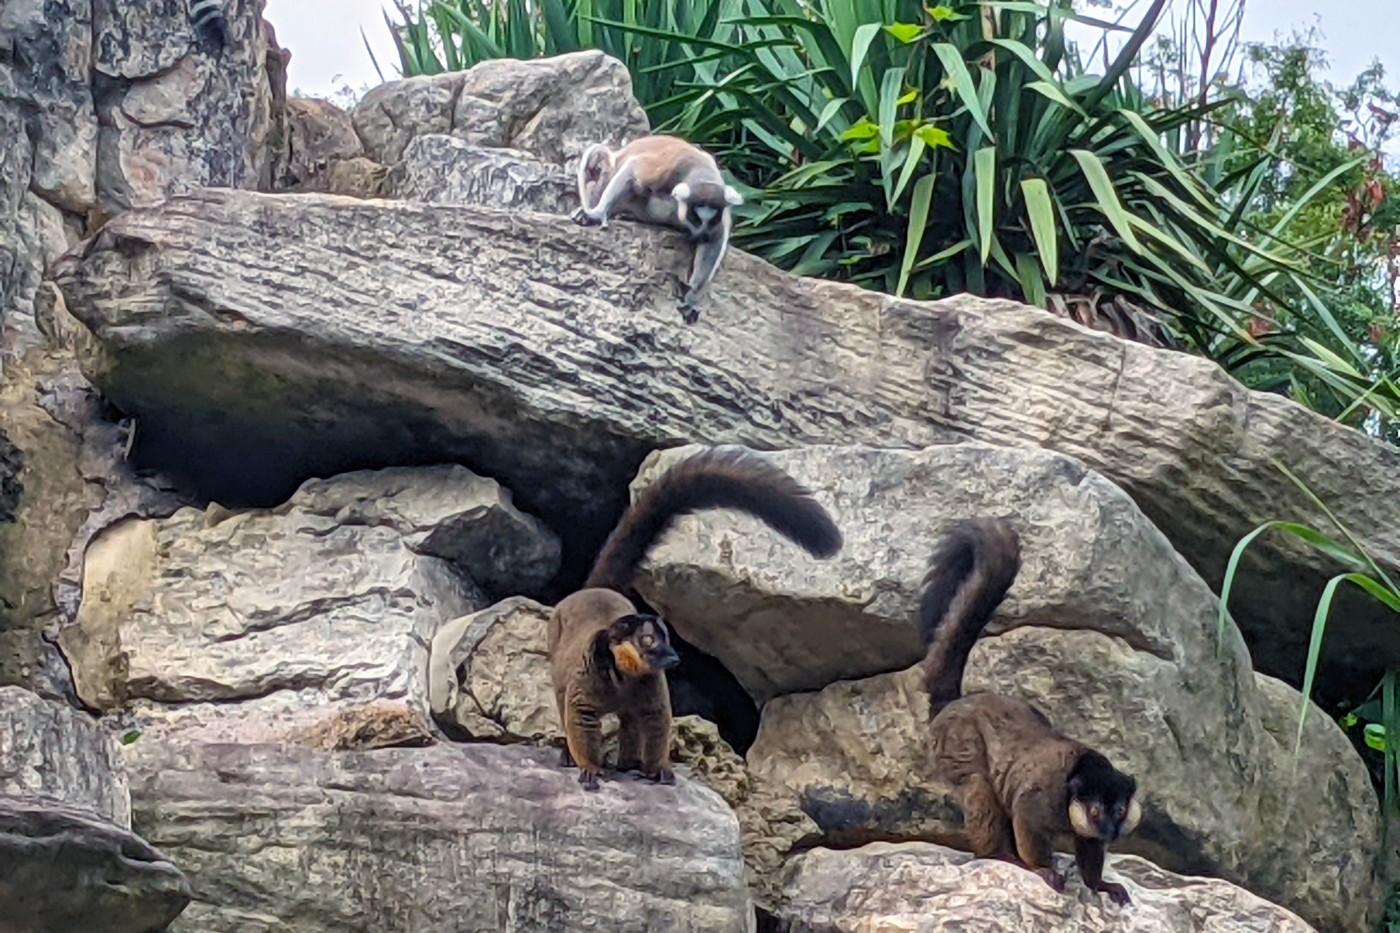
[0,686,128,825]
[54,467,539,743]
[49,188,1400,699]
[0,795,190,933]
[127,738,754,932]
[776,842,1316,933]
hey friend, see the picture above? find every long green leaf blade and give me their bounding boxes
[1068,148,1143,254]
[932,43,994,139]
[975,146,996,261]
[1020,178,1057,285]
[898,172,937,297]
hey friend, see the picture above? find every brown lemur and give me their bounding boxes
[548,448,842,792]
[919,518,1142,905]
[571,135,743,324]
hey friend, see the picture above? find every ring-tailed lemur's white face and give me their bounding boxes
[673,182,744,239]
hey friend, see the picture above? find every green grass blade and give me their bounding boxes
[897,172,937,297]
[1020,177,1057,285]
[1217,520,1291,656]
[1385,673,1398,823]
[1272,458,1400,595]
[974,145,996,262]
[1295,572,1387,753]
[1068,148,1143,254]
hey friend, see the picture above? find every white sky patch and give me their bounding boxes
[265,0,1396,101]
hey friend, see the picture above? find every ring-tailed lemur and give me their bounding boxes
[572,135,744,324]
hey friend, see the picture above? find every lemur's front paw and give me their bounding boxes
[1094,881,1131,906]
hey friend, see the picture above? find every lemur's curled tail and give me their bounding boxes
[584,447,843,593]
[918,517,1022,718]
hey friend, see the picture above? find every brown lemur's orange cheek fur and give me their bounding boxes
[611,642,649,676]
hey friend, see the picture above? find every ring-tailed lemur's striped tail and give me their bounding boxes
[189,0,230,54]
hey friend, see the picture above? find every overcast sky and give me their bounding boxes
[265,0,1396,101]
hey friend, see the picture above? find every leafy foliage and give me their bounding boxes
[1217,460,1400,823]
[1211,36,1400,441]
[380,0,1400,434]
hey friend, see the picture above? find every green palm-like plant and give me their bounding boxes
[653,4,1285,332]
[1217,459,1400,824]
[379,0,1400,428]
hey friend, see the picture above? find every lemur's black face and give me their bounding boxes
[1067,756,1142,842]
[674,181,743,239]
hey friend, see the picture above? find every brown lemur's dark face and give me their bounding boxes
[1067,755,1142,842]
[606,613,681,677]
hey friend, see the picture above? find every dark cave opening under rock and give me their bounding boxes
[122,405,762,754]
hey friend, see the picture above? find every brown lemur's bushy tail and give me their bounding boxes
[584,447,843,592]
[919,518,1022,719]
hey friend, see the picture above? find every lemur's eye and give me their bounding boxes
[1089,805,1102,820]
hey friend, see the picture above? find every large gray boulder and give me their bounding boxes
[0,687,191,931]
[353,50,648,166]
[128,737,755,932]
[386,136,578,212]
[56,465,557,744]
[0,797,191,933]
[775,843,1317,933]
[47,188,1400,701]
[639,443,1378,933]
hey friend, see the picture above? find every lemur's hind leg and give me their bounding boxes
[571,144,612,225]
[572,155,637,229]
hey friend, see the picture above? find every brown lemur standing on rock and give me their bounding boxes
[919,518,1142,905]
[571,135,743,324]
[549,448,842,791]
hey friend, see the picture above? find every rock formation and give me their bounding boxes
[128,739,752,933]
[0,11,1392,930]
[777,843,1318,932]
[44,186,1400,704]
[0,687,190,932]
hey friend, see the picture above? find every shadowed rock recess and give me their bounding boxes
[48,187,1400,703]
